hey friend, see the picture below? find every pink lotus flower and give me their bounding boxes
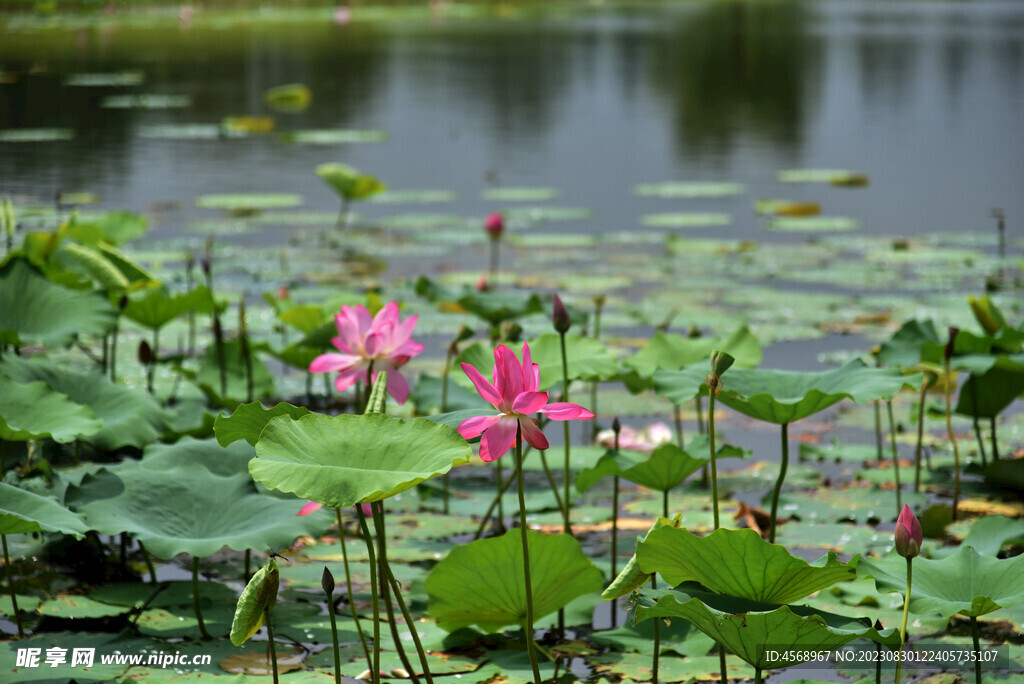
[309,302,424,403]
[297,501,375,516]
[457,342,594,462]
[894,504,923,559]
[596,422,672,454]
[485,212,504,239]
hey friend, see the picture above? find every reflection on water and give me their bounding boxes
[0,0,1022,242]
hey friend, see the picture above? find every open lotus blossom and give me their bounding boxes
[457,342,594,462]
[309,302,424,404]
[596,422,672,453]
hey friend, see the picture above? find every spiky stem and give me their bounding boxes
[768,423,789,544]
[337,509,371,667]
[970,616,983,684]
[709,391,720,530]
[265,605,279,684]
[914,379,929,492]
[559,330,573,536]
[357,507,381,684]
[887,399,902,513]
[895,556,913,684]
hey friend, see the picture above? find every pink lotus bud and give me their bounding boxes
[357,503,375,516]
[475,275,490,292]
[894,505,922,558]
[297,501,323,516]
[485,212,504,239]
[945,327,959,362]
[552,294,571,334]
[321,566,335,595]
[277,285,289,300]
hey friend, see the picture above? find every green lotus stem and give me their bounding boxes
[240,302,254,404]
[943,357,962,521]
[754,666,762,684]
[874,400,884,462]
[515,428,542,684]
[709,391,721,530]
[496,457,505,532]
[651,575,660,684]
[914,379,929,492]
[373,504,433,684]
[768,423,790,544]
[146,328,159,395]
[324,576,342,684]
[138,541,157,584]
[441,350,452,514]
[336,509,372,667]
[2,533,23,638]
[264,604,279,684]
[895,556,912,684]
[990,417,999,460]
[377,550,420,684]
[356,507,381,684]
[489,237,499,278]
[192,556,212,640]
[244,549,251,581]
[101,335,108,373]
[886,399,902,513]
[185,255,196,358]
[695,395,704,435]
[719,648,727,684]
[970,380,986,467]
[673,403,683,447]
[336,198,350,230]
[610,429,620,629]
[363,361,375,414]
[970,616,982,684]
[559,330,573,536]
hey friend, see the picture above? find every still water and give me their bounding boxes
[1,0,1022,251]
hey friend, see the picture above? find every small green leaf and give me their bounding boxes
[215,401,310,447]
[0,482,90,538]
[230,558,280,646]
[316,163,386,202]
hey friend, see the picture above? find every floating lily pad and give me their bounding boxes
[755,200,822,216]
[500,206,593,222]
[279,129,387,144]
[0,127,74,142]
[38,594,132,619]
[263,82,312,112]
[138,124,242,140]
[778,169,869,185]
[425,529,603,632]
[482,187,560,201]
[767,216,859,232]
[64,70,144,87]
[369,189,457,204]
[100,94,191,109]
[196,193,303,211]
[641,213,731,228]
[634,182,745,198]
[775,488,927,525]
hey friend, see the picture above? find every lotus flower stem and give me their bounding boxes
[886,399,902,513]
[441,349,453,514]
[489,238,499,278]
[610,424,621,629]
[496,457,506,532]
[138,541,157,583]
[336,198,350,230]
[695,396,704,435]
[990,417,999,460]
[2,533,23,637]
[754,666,762,684]
[558,330,573,536]
[378,554,420,684]
[672,403,684,447]
[515,428,542,684]
[146,329,159,395]
[709,390,720,530]
[264,604,279,684]
[895,556,912,684]
[874,400,884,461]
[356,507,381,684]
[240,301,254,403]
[969,380,986,467]
[323,569,342,684]
[913,379,929,492]
[475,467,516,540]
[185,254,196,358]
[970,616,983,684]
[943,354,961,520]
[372,504,433,684]
[651,574,660,684]
[336,509,372,667]
[192,556,212,640]
[768,423,790,544]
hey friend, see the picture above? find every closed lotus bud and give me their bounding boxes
[552,294,571,334]
[475,275,490,292]
[391,668,411,679]
[485,212,504,239]
[612,417,621,435]
[321,566,335,595]
[138,339,153,365]
[945,327,959,362]
[277,285,289,301]
[894,505,923,559]
[710,350,735,378]
[118,294,128,311]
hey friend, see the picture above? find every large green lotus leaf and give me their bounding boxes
[425,529,603,633]
[713,360,922,425]
[653,363,717,403]
[459,291,544,325]
[603,515,682,601]
[76,210,148,245]
[933,516,1024,559]
[0,355,172,450]
[410,374,489,414]
[773,488,927,525]
[215,401,310,447]
[857,547,1024,619]
[252,413,472,507]
[876,320,941,369]
[316,163,386,201]
[0,377,102,443]
[0,631,150,683]
[955,357,1024,419]
[637,527,855,604]
[627,326,762,378]
[141,437,256,478]
[577,444,707,494]
[0,482,90,537]
[633,590,899,669]
[65,458,331,559]
[0,258,116,346]
[123,285,214,331]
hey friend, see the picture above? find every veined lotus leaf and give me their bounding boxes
[712,360,923,425]
[215,401,310,447]
[955,355,1024,419]
[0,355,172,450]
[64,455,331,559]
[459,291,544,325]
[876,319,941,369]
[0,482,90,538]
[75,210,148,246]
[230,558,280,646]
[123,285,214,331]
[410,374,489,414]
[933,516,1024,559]
[857,547,1024,619]
[0,258,116,347]
[653,363,715,403]
[277,304,327,334]
[627,326,762,379]
[0,377,102,443]
[425,530,603,633]
[603,514,682,600]
[577,444,707,494]
[636,527,856,604]
[632,589,899,669]
[316,163,386,202]
[251,412,472,507]
[142,437,255,478]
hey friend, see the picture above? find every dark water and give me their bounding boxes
[1,0,1022,247]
